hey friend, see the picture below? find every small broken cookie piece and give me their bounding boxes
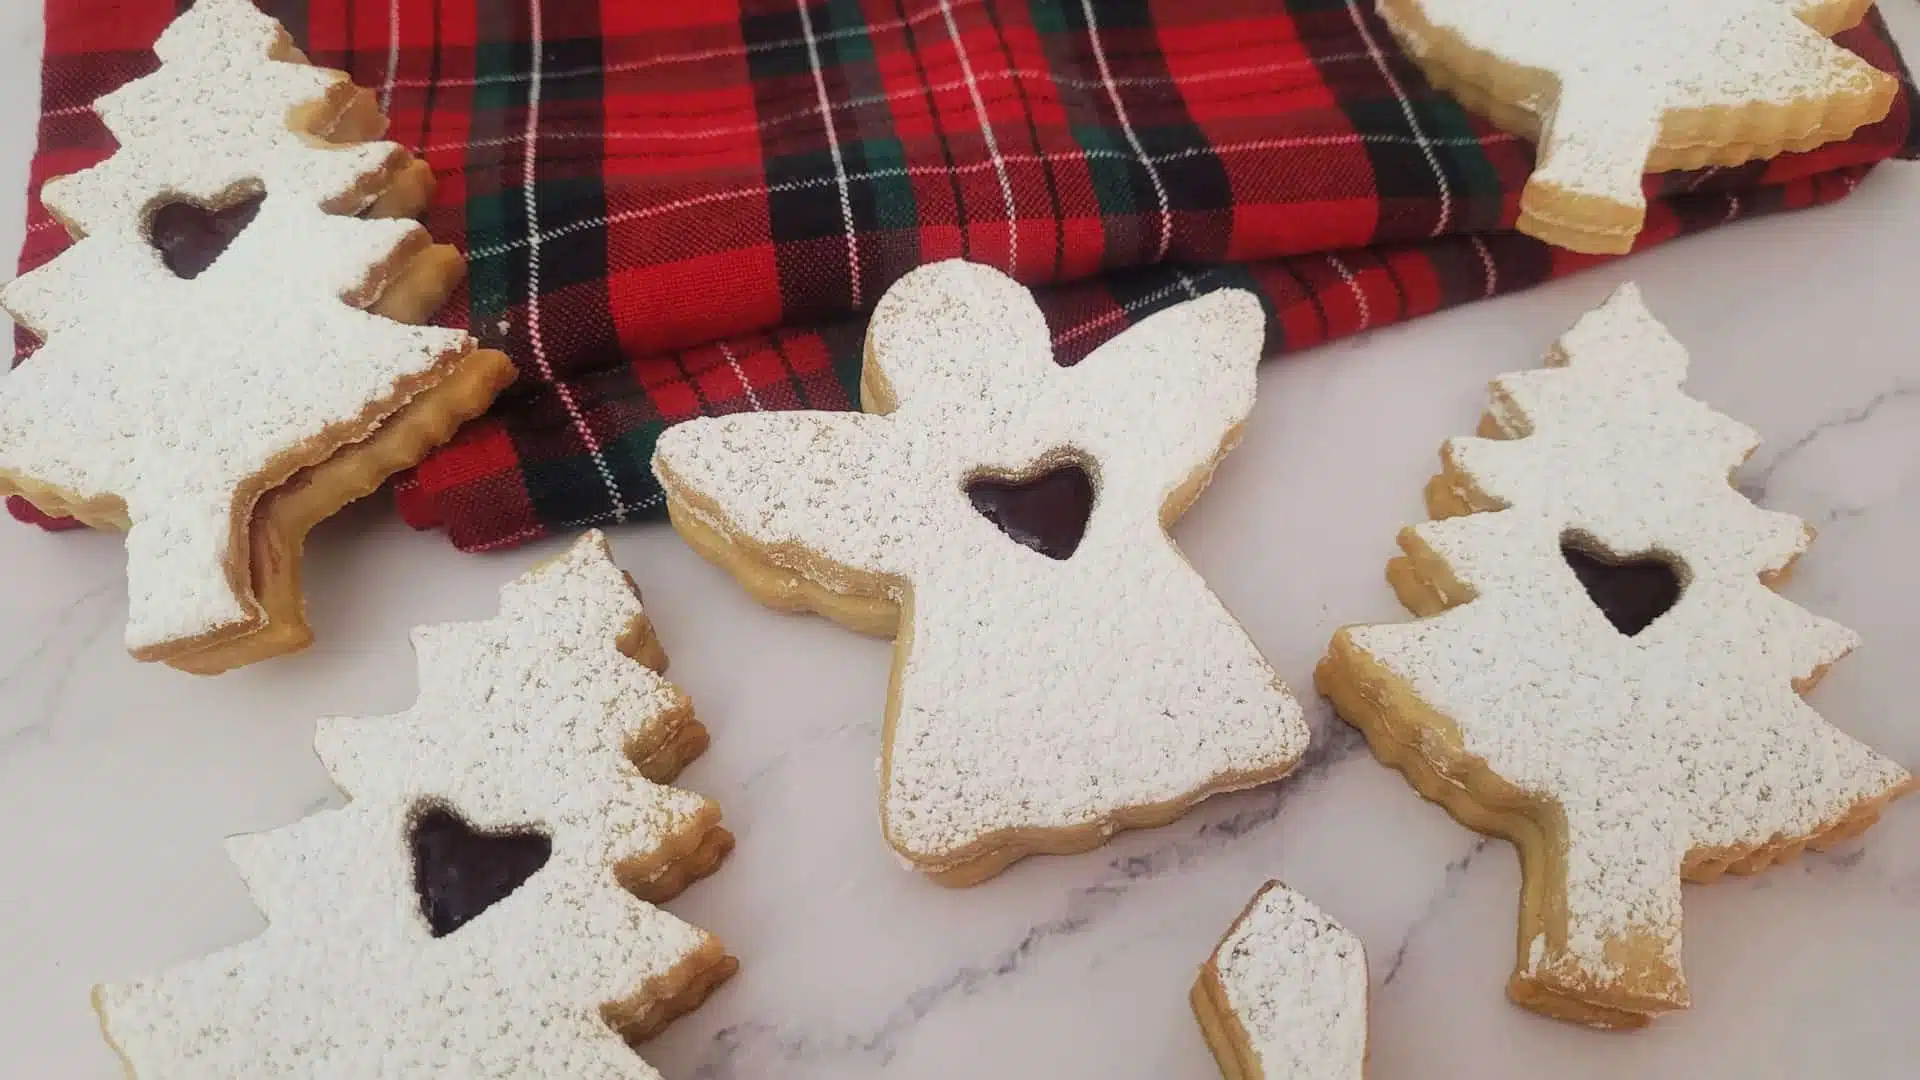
[1379,0,1896,253]
[95,531,735,1078]
[1193,882,1368,1080]
[1318,284,1914,1027]
[0,0,512,672]
[653,260,1309,886]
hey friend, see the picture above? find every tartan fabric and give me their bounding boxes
[12,1,1917,549]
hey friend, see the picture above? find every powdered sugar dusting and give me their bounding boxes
[654,260,1308,871]
[1212,883,1367,1080]
[95,532,720,1079]
[1381,0,1887,211]
[0,0,469,653]
[1349,284,1911,995]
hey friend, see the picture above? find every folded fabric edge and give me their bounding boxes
[11,8,1914,540]
[393,161,1881,553]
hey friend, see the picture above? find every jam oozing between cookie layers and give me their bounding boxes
[1561,541,1683,637]
[148,192,265,279]
[409,805,553,937]
[966,463,1095,560]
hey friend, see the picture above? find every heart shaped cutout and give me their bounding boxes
[1560,539,1683,637]
[966,461,1095,560]
[148,192,264,279]
[409,805,552,938]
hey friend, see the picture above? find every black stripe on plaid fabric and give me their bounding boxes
[975,0,1067,282]
[1072,0,1236,263]
[1870,7,1920,158]
[1365,246,1411,323]
[981,0,1066,281]
[1271,257,1331,351]
[1037,0,1158,266]
[816,319,867,407]
[1479,232,1553,306]
[751,1,903,323]
[894,0,970,262]
[1297,0,1506,235]
[415,0,443,161]
[1094,264,1203,349]
[258,0,301,31]
[1417,234,1495,310]
[466,2,620,529]
[537,4,655,526]
[748,2,850,319]
[340,0,358,80]
[463,0,534,361]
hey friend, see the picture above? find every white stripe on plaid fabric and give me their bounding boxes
[464,134,1517,261]
[435,127,1507,157]
[521,0,628,522]
[718,342,764,411]
[1051,276,1199,347]
[388,0,978,90]
[452,522,546,552]
[939,0,1020,275]
[1343,0,1451,235]
[404,55,1379,150]
[380,0,400,111]
[1327,253,1370,330]
[439,503,665,549]
[1471,234,1497,297]
[1686,167,1723,192]
[41,50,1382,121]
[1079,0,1173,262]
[797,0,863,309]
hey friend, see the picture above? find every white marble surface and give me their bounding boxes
[2,4,1917,1077]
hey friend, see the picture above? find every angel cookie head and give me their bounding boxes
[1317,285,1913,1027]
[653,260,1308,885]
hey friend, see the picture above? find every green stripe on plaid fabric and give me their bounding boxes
[10,0,1917,547]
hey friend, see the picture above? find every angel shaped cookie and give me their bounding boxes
[1379,0,1897,252]
[1318,285,1913,1027]
[96,533,733,1078]
[654,261,1308,885]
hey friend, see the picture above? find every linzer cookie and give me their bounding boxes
[653,260,1308,886]
[1193,882,1369,1080]
[0,0,514,673]
[1379,0,1897,253]
[1317,285,1914,1028]
[95,532,735,1077]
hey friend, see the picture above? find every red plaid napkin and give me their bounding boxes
[13,1,1917,550]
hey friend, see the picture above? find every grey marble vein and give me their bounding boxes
[1739,382,1920,503]
[0,578,117,749]
[687,714,1367,1077]
[1380,835,1492,988]
[734,718,875,793]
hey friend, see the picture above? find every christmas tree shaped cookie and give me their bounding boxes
[653,260,1308,886]
[95,532,735,1077]
[1193,882,1369,1080]
[1378,0,1897,253]
[0,0,514,673]
[1318,285,1913,1027]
